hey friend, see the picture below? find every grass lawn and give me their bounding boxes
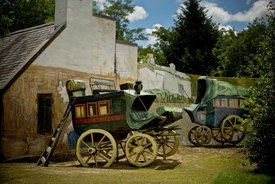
[0,146,274,184]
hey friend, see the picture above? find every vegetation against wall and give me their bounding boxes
[243,3,275,175]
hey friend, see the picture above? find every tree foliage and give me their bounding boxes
[213,21,268,77]
[243,3,275,175]
[0,0,54,36]
[152,0,219,75]
[93,0,146,42]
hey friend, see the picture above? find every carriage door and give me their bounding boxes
[37,94,53,134]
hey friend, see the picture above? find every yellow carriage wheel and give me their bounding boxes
[125,133,158,167]
[195,126,212,146]
[76,129,117,167]
[156,130,179,158]
[220,115,246,144]
[188,126,200,146]
[211,128,226,144]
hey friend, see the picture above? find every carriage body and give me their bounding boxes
[65,79,182,167]
[184,76,248,145]
[184,95,246,128]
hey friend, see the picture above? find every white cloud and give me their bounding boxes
[232,1,268,22]
[127,6,148,22]
[202,0,269,25]
[218,25,234,31]
[144,24,163,46]
[202,2,231,24]
[94,0,107,10]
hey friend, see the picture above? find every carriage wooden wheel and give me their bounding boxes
[188,126,200,146]
[125,133,158,167]
[211,128,226,144]
[156,130,179,159]
[195,126,212,146]
[220,115,246,144]
[76,129,117,167]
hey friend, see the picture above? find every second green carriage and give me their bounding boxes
[184,76,248,146]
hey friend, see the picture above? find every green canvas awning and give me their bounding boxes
[196,76,248,104]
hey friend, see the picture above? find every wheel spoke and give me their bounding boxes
[97,151,110,162]
[141,152,147,162]
[90,133,94,147]
[97,135,106,147]
[85,155,93,164]
[135,153,142,162]
[81,140,90,148]
[143,142,152,149]
[94,155,97,167]
[143,149,153,155]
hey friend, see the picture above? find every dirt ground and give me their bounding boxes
[0,145,256,184]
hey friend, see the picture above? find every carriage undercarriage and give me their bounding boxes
[187,115,246,146]
[76,126,180,168]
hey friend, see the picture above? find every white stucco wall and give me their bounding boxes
[34,0,116,75]
[138,64,192,97]
[116,41,138,80]
[138,67,164,90]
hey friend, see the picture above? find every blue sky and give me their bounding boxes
[95,0,270,46]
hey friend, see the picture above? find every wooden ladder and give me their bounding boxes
[37,99,75,166]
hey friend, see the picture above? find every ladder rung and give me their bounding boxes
[46,147,52,153]
[41,156,46,164]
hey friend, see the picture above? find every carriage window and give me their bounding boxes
[213,99,220,107]
[75,104,86,118]
[229,99,238,108]
[99,100,110,115]
[87,102,97,117]
[220,98,228,107]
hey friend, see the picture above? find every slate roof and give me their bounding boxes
[0,23,65,93]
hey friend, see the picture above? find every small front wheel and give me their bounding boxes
[125,133,157,167]
[156,130,179,159]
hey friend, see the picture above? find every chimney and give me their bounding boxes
[55,0,68,29]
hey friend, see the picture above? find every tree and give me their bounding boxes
[153,0,219,75]
[93,0,146,42]
[213,21,267,77]
[151,26,175,66]
[0,0,54,36]
[244,3,275,175]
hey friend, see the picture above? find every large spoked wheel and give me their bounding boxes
[211,128,226,144]
[188,126,200,146]
[220,115,246,144]
[156,130,179,159]
[125,133,158,167]
[76,129,117,167]
[195,126,212,146]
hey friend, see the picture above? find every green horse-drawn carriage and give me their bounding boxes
[184,76,248,146]
[66,79,182,167]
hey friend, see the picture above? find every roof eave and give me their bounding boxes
[0,23,66,95]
